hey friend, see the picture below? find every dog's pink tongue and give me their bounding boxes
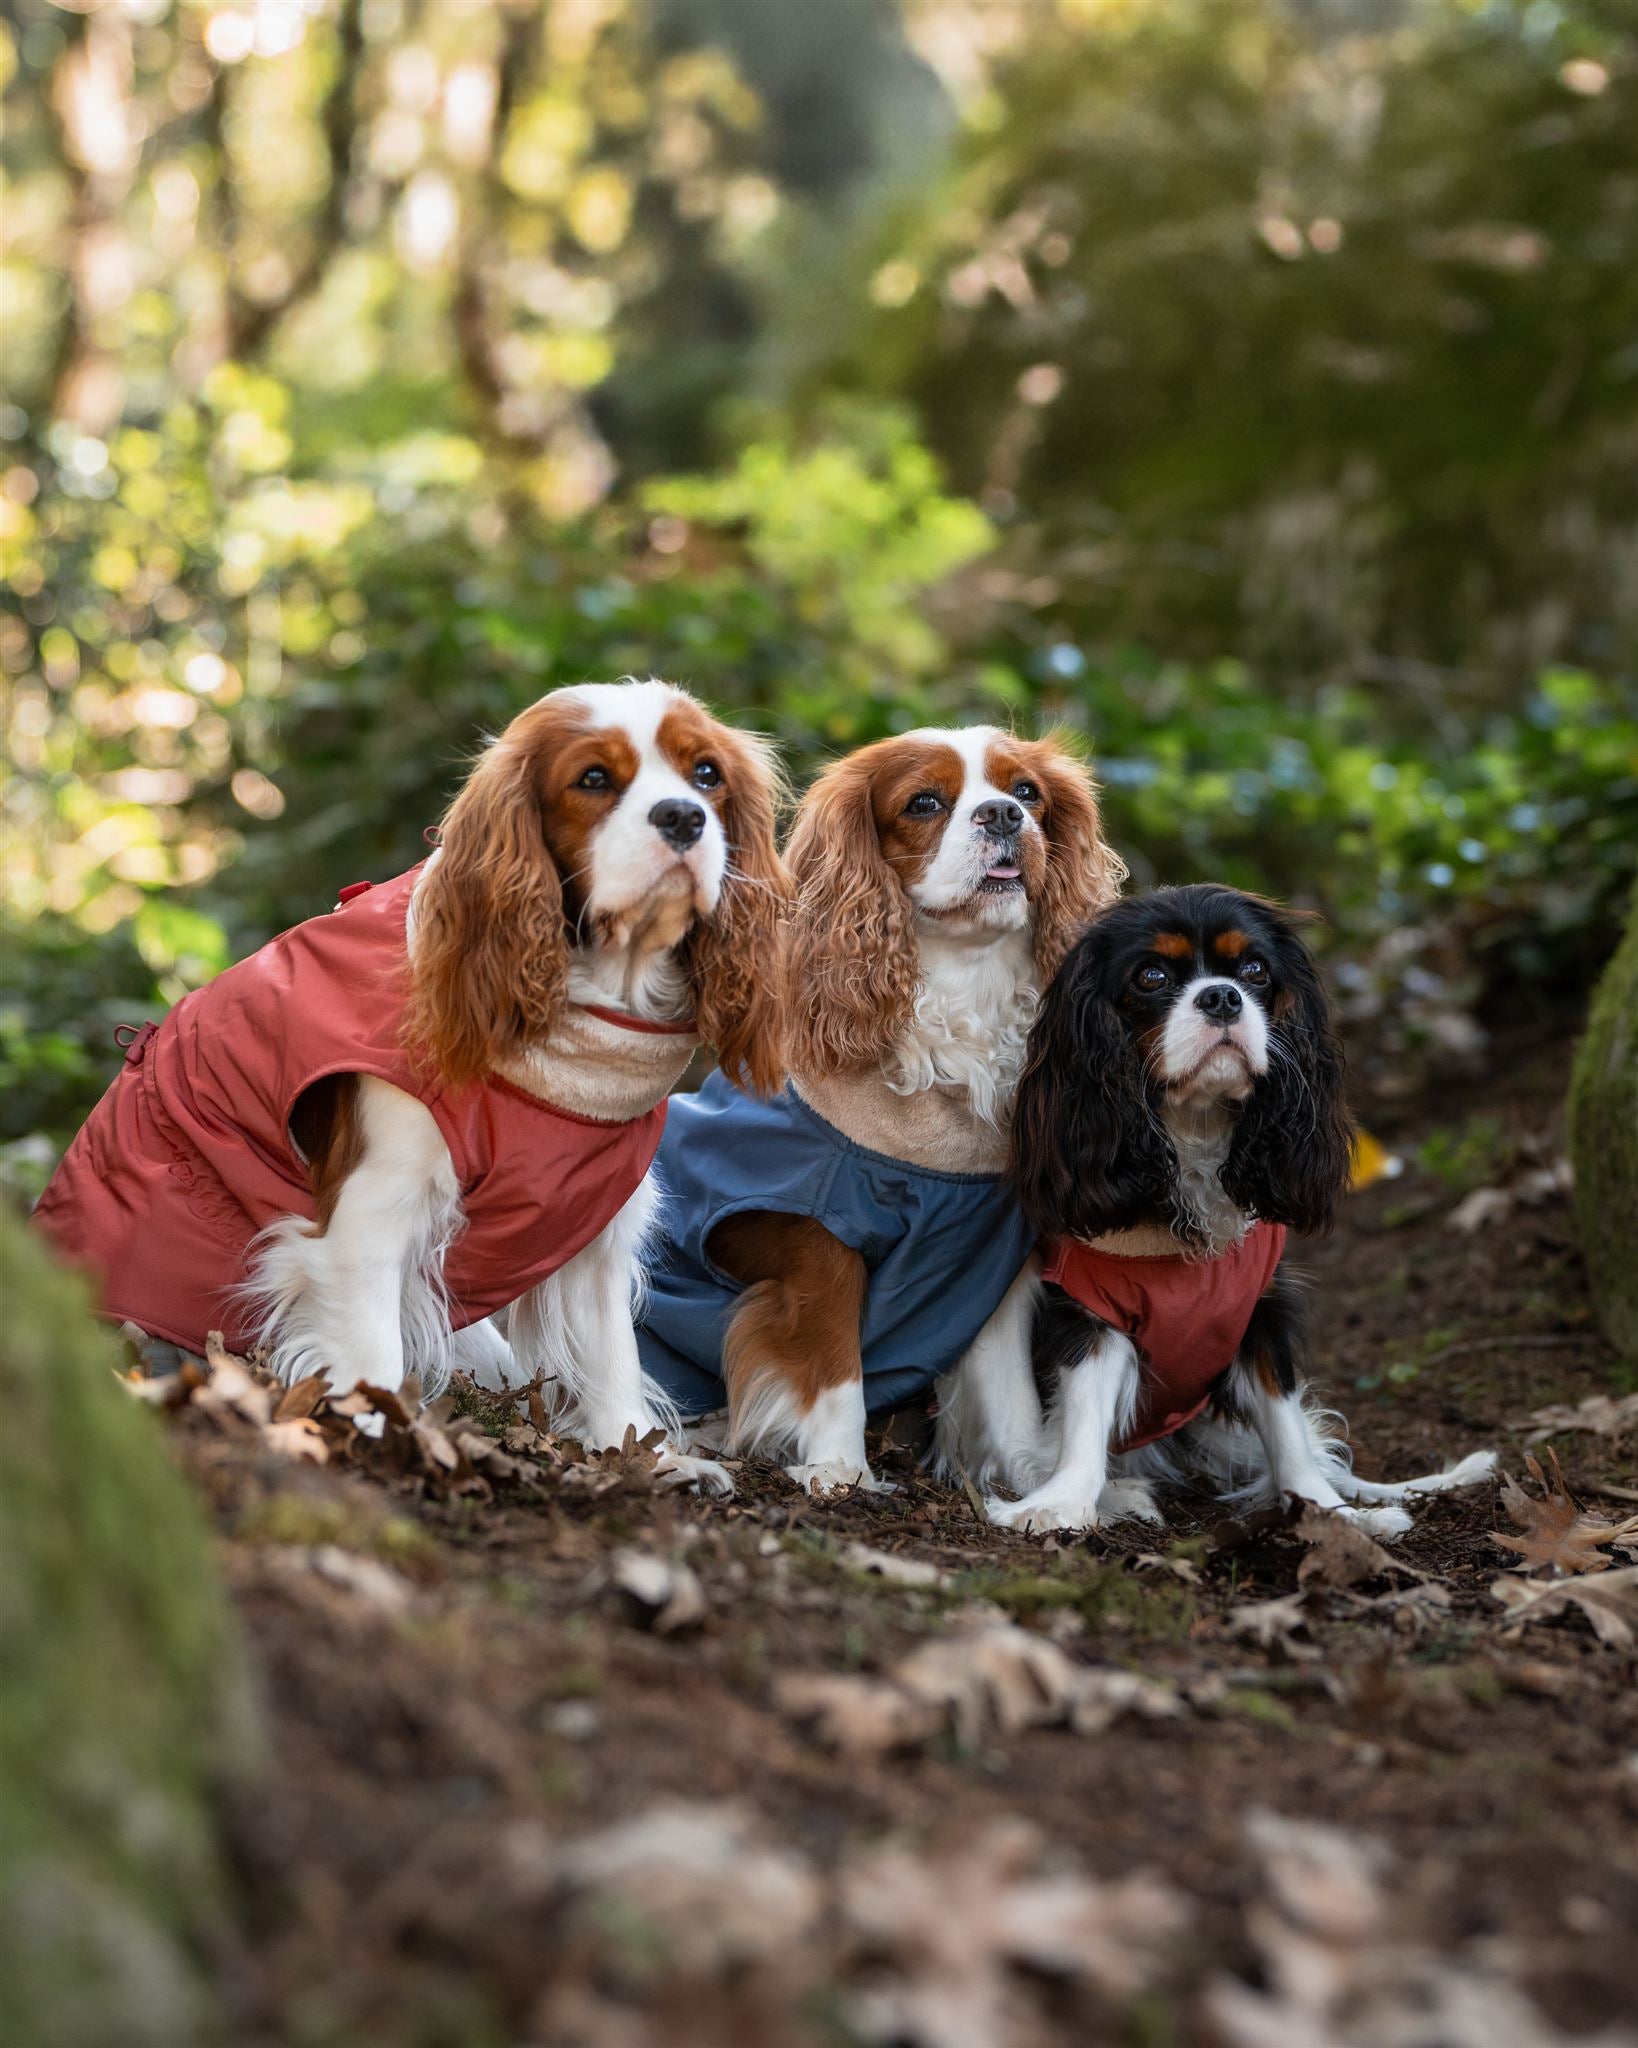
[987,863,1021,879]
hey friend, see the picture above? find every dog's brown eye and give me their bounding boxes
[1012,779,1040,804]
[905,791,945,818]
[575,766,613,792]
[691,759,722,790]
[1135,963,1170,992]
[1240,956,1270,984]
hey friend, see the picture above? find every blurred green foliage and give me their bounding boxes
[825,0,1638,685]
[3,0,1636,1169]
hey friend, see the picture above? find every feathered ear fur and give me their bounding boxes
[405,704,571,1088]
[1030,737,1128,983]
[687,727,791,1096]
[1221,915,1355,1234]
[1010,933,1176,1241]
[780,754,921,1079]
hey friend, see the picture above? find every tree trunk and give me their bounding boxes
[0,1209,250,2048]
[1568,889,1638,1363]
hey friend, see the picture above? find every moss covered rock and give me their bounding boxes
[0,1207,249,2048]
[1568,890,1638,1362]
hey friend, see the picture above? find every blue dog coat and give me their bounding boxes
[636,1067,1034,1418]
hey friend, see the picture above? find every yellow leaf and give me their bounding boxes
[1349,1128,1403,1191]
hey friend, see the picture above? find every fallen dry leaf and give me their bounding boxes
[450,1427,535,1486]
[272,1373,330,1422]
[195,1333,277,1427]
[261,1417,330,1465]
[554,1804,820,1971]
[610,1547,708,1634]
[1133,1550,1203,1586]
[1295,1504,1424,1590]
[892,1621,1089,1746]
[504,1802,822,1983]
[841,1820,1185,2048]
[777,1615,1183,1755]
[556,1423,671,1499]
[116,1362,203,1410]
[1361,1580,1453,1634]
[280,1543,416,1616]
[1202,1809,1638,2048]
[498,1803,1183,2048]
[1526,1390,1638,1446]
[1493,1451,1638,1576]
[840,1541,950,1589]
[1226,1592,1321,1659]
[1491,1566,1638,1651]
[1243,1808,1392,1943]
[1066,1667,1186,1736]
[773,1671,936,1755]
[1446,1157,1571,1235]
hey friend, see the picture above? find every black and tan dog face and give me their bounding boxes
[1011,884,1356,1244]
[1108,890,1317,1103]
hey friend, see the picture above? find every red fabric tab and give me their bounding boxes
[336,880,374,903]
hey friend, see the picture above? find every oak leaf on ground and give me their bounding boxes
[1493,1451,1638,1575]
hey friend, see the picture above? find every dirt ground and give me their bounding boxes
[154,1029,1637,2048]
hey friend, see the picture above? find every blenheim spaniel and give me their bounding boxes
[637,725,1123,1491]
[35,679,787,1491]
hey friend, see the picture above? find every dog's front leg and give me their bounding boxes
[932,1257,1045,1493]
[1223,1276,1416,1538]
[513,1176,732,1496]
[984,1294,1140,1535]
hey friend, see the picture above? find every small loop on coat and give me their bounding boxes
[114,1021,159,1064]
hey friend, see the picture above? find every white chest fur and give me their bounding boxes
[795,924,1037,1175]
[886,924,1037,1128]
[494,1005,698,1122]
[1162,1097,1251,1255]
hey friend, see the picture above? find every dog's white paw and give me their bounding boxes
[1346,1502,1414,1540]
[654,1450,734,1498]
[786,1461,897,1498]
[1097,1476,1163,1525]
[985,1492,1099,1535]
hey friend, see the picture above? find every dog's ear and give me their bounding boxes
[1028,735,1127,983]
[687,726,791,1096]
[405,703,573,1087]
[780,753,920,1078]
[1010,931,1175,1241]
[1221,915,1355,1234]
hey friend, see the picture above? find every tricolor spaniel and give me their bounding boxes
[636,726,1124,1492]
[35,680,787,1491]
[934,885,1495,1534]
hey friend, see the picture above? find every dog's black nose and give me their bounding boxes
[649,798,706,848]
[1194,981,1243,1022]
[972,798,1025,839]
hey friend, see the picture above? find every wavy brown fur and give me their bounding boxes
[404,697,579,1089]
[685,723,791,1096]
[779,752,922,1079]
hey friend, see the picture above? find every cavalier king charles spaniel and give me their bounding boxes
[35,680,786,1493]
[934,884,1495,1535]
[636,726,1123,1492]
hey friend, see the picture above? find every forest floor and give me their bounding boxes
[150,1030,1638,2048]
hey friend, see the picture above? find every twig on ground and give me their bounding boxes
[1419,1332,1606,1370]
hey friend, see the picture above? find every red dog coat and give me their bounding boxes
[1039,1222,1287,1449]
[33,866,690,1355]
